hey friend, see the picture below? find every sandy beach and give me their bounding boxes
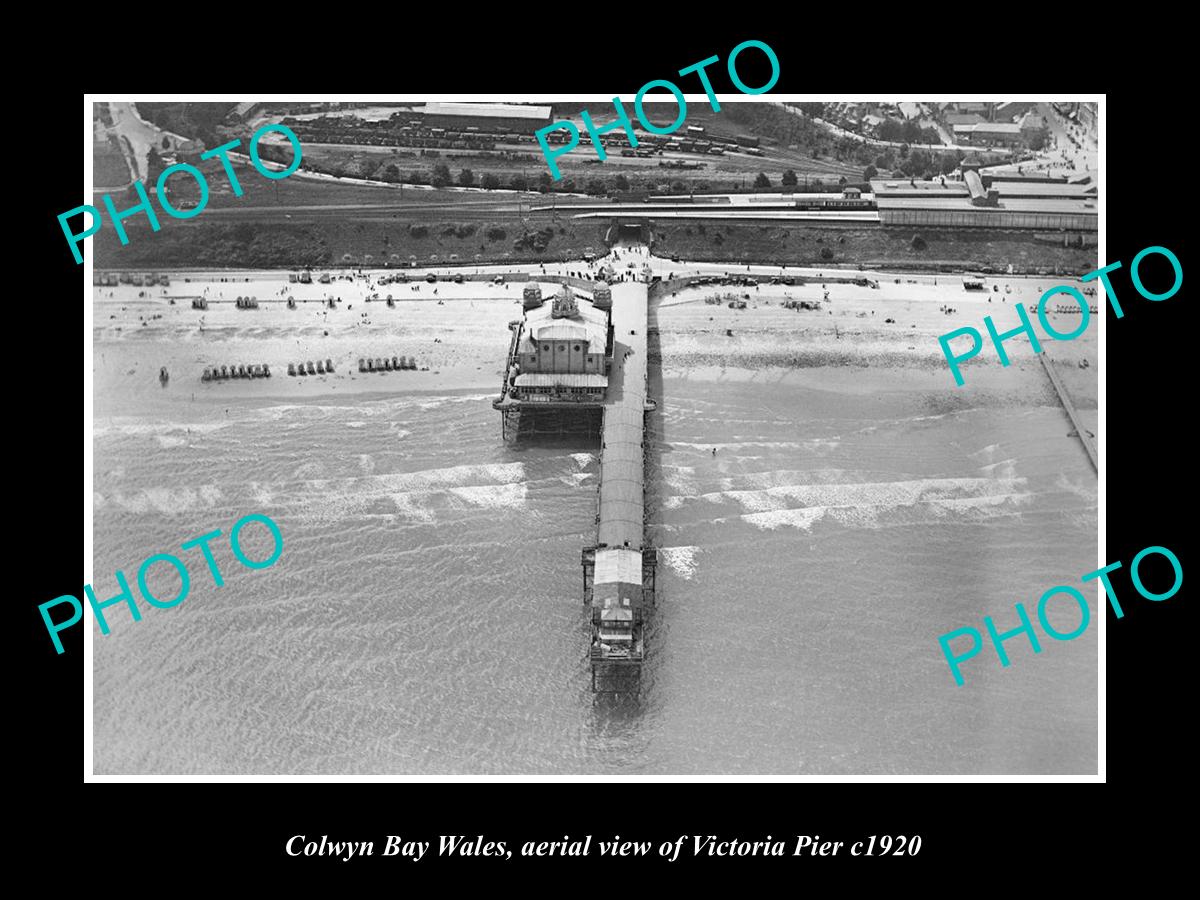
[93,255,1097,425]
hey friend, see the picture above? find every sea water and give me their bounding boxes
[93,377,1096,774]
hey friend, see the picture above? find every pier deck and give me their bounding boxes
[588,277,655,692]
[1038,350,1097,472]
[599,282,650,550]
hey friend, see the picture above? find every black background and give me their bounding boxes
[20,28,1188,887]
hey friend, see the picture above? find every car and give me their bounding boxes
[453,274,464,284]
[426,273,437,283]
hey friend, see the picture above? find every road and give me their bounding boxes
[100,102,170,183]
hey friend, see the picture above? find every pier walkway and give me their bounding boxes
[599,281,649,550]
[586,275,656,692]
[1038,351,1097,472]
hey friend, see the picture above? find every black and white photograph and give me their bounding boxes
[81,94,1102,776]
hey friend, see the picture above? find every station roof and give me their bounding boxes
[991,181,1096,198]
[875,195,1097,213]
[871,179,969,196]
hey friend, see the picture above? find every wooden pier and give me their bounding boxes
[492,264,657,693]
[585,279,657,693]
[1037,350,1098,472]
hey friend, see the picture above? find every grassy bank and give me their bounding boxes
[650,223,1098,275]
[93,204,1095,276]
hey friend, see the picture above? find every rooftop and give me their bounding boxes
[953,122,1022,135]
[520,296,608,351]
[874,195,1097,213]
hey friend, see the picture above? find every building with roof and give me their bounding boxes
[498,284,614,412]
[994,101,1037,122]
[420,102,552,131]
[952,122,1023,146]
[871,179,1098,230]
[945,112,986,127]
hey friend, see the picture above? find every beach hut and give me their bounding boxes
[318,273,331,284]
[289,273,298,283]
[299,270,312,284]
[384,357,393,371]
[306,361,316,375]
[367,359,375,371]
[219,365,228,379]
[375,358,384,371]
[404,356,416,370]
[325,359,333,372]
[202,368,212,381]
[392,356,400,370]
[359,358,366,372]
[263,365,271,377]
[316,360,325,374]
[237,365,247,378]
[287,363,296,376]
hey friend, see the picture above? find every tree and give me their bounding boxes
[431,163,452,188]
[380,163,400,183]
[753,173,771,189]
[537,172,553,192]
[457,168,475,187]
[838,175,847,185]
[481,172,501,190]
[613,173,630,192]
[899,143,910,158]
[798,103,825,118]
[585,178,606,196]
[509,173,528,191]
[781,169,798,187]
[863,165,878,181]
